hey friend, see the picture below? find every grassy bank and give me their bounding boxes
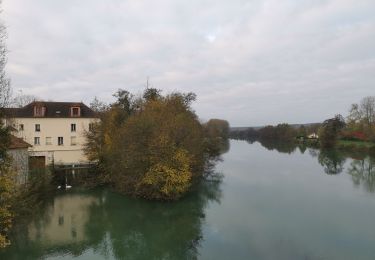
[336,140,375,154]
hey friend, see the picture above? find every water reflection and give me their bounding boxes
[233,138,375,193]
[347,157,375,193]
[1,179,223,259]
[318,150,346,175]
[258,139,297,154]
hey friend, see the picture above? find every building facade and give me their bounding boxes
[4,101,99,165]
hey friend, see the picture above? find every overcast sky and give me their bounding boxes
[2,0,375,126]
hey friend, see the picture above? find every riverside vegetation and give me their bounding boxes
[85,88,229,200]
[230,96,375,153]
[0,88,229,248]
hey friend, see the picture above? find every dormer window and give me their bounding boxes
[34,106,46,117]
[71,107,81,117]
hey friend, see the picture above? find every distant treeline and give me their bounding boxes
[230,96,375,150]
[230,123,321,143]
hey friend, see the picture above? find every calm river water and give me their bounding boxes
[1,140,375,259]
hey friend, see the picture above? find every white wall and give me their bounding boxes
[11,118,98,164]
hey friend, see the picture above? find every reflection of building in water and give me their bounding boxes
[28,195,100,245]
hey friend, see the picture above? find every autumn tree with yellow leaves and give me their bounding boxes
[85,89,228,200]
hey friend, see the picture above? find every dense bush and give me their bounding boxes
[85,89,228,200]
[340,131,368,142]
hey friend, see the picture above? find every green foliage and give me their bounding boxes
[85,90,226,200]
[143,87,161,102]
[297,125,307,138]
[203,119,230,157]
[0,3,14,246]
[0,161,15,248]
[319,114,346,148]
[0,118,15,248]
[258,123,297,142]
[113,89,135,115]
[0,119,10,160]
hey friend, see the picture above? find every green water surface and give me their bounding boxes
[1,140,375,259]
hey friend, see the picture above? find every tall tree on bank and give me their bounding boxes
[0,3,15,248]
[347,96,375,140]
[319,115,346,148]
[0,5,10,109]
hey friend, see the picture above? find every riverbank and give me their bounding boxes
[337,140,375,150]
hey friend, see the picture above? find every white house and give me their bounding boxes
[4,101,99,166]
[308,133,319,139]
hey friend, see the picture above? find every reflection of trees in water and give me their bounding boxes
[314,149,375,192]
[244,139,375,194]
[318,150,346,175]
[84,179,223,259]
[219,138,230,154]
[258,139,297,154]
[298,145,307,154]
[0,177,223,260]
[347,156,375,193]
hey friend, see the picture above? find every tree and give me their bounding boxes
[346,96,375,139]
[85,89,226,200]
[257,123,297,142]
[297,125,307,138]
[204,119,229,139]
[89,96,108,113]
[0,11,10,109]
[11,91,38,107]
[360,96,375,127]
[0,4,15,247]
[319,114,346,148]
[347,103,361,129]
[112,89,134,115]
[143,87,161,102]
[203,119,230,156]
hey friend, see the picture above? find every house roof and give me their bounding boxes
[9,135,32,149]
[2,101,98,118]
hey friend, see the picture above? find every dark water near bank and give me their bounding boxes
[2,140,375,259]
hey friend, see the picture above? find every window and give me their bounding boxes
[71,123,76,132]
[19,124,24,131]
[46,137,52,145]
[35,124,40,132]
[71,136,77,146]
[58,137,64,146]
[71,107,81,117]
[34,106,46,117]
[89,123,94,131]
[34,137,40,145]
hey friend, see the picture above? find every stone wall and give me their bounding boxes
[8,148,29,185]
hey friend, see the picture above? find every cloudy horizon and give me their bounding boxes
[2,0,375,126]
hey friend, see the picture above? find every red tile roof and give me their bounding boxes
[9,135,32,149]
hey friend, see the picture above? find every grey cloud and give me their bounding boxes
[2,0,375,126]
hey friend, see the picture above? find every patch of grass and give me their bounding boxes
[337,140,375,148]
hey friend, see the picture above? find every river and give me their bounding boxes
[1,140,375,259]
